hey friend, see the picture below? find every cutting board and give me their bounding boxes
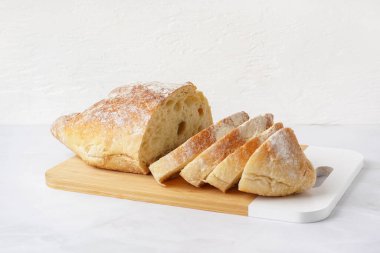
[45,146,363,223]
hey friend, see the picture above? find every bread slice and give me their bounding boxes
[238,128,316,196]
[149,112,249,184]
[206,122,283,192]
[51,82,213,174]
[180,114,274,187]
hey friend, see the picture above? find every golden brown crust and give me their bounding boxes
[206,122,283,192]
[149,112,249,184]
[51,82,205,174]
[238,128,316,196]
[180,114,274,187]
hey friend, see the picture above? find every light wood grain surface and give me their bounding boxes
[46,156,256,216]
[46,146,308,215]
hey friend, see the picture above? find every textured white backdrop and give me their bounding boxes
[0,0,379,124]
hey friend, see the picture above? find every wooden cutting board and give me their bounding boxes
[45,146,363,222]
[46,156,256,216]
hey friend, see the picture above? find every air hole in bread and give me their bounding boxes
[177,121,186,135]
[166,100,174,106]
[198,125,203,131]
[198,108,204,116]
[174,102,181,111]
[140,90,212,165]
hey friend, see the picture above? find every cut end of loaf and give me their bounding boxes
[149,111,250,185]
[140,88,213,166]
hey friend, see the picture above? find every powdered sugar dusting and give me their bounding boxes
[109,82,185,99]
[238,115,269,140]
[181,136,201,159]
[257,122,283,143]
[268,128,299,166]
[214,111,249,140]
[228,111,249,125]
[75,82,186,135]
[145,82,185,93]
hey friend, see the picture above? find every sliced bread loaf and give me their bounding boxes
[180,114,273,187]
[205,122,283,192]
[149,112,249,184]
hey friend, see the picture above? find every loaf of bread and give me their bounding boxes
[51,82,213,174]
[238,128,316,196]
[149,112,249,184]
[180,114,274,187]
[206,122,283,192]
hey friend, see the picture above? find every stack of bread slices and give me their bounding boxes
[151,112,316,196]
[52,82,316,197]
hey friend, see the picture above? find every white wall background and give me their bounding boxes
[1,0,379,125]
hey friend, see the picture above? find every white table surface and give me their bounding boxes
[0,125,379,253]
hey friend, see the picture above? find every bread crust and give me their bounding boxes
[149,112,249,184]
[51,82,211,174]
[206,122,283,192]
[238,128,316,196]
[180,114,274,187]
